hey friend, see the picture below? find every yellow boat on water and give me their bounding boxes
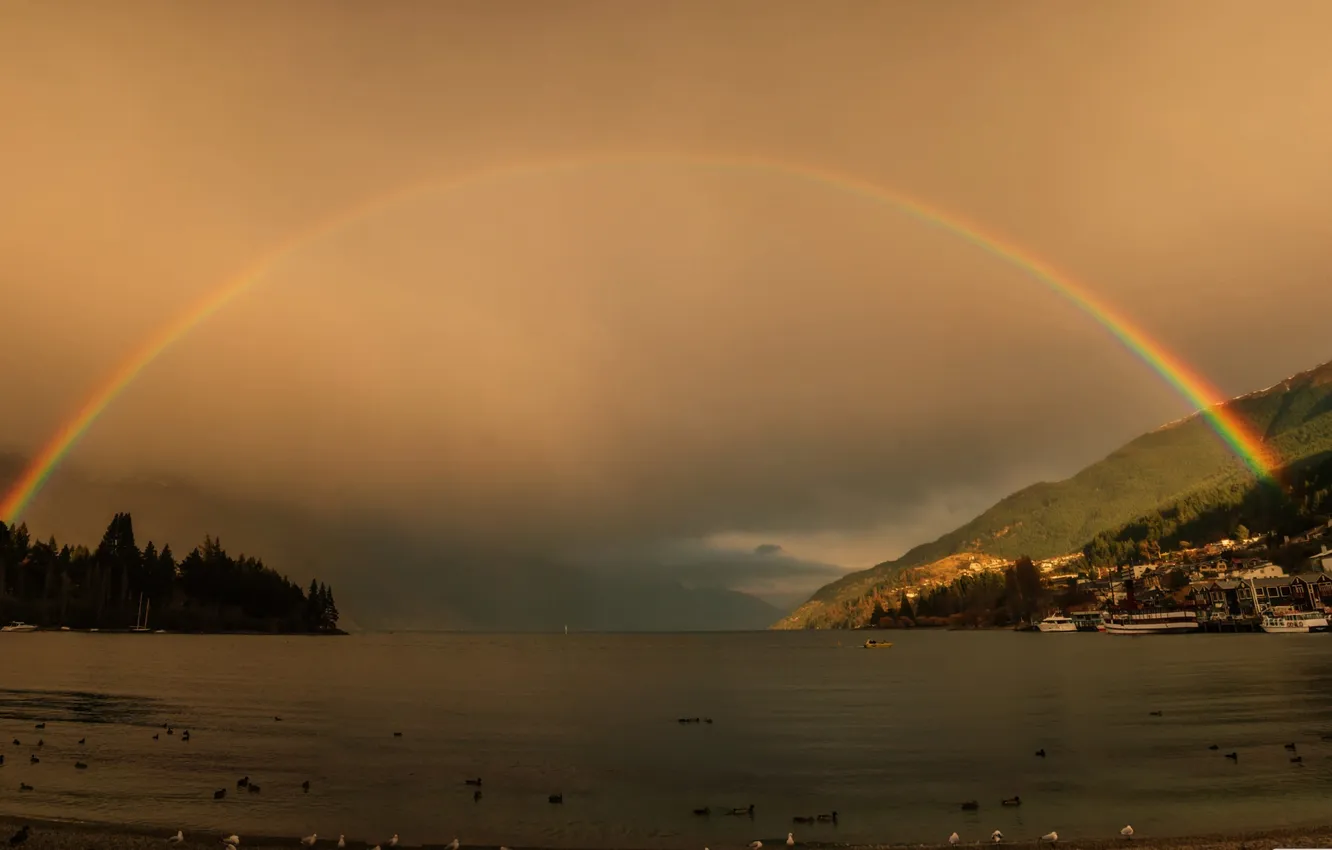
[863,639,893,648]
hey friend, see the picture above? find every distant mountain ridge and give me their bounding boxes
[777,357,1332,629]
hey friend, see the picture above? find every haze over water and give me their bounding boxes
[2,632,1332,848]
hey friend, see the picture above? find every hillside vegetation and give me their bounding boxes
[777,358,1332,629]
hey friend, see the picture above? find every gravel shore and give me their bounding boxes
[1,817,1330,850]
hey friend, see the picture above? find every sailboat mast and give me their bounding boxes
[135,593,144,630]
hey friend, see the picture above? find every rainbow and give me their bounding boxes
[0,152,1278,524]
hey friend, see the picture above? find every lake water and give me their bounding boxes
[2,630,1332,848]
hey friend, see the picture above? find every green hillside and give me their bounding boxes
[777,358,1332,629]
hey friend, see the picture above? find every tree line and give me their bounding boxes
[1083,450,1332,568]
[0,512,340,633]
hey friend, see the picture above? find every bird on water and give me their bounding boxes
[1121,826,1134,839]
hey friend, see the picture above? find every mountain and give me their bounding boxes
[778,357,1332,629]
[0,455,781,632]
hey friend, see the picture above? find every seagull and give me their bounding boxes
[300,834,318,847]
[1039,832,1058,843]
[949,833,960,846]
[787,834,795,847]
[447,839,460,850]
[168,832,184,844]
[991,831,1003,844]
[388,835,399,848]
[222,835,240,846]
[748,842,763,850]
[1121,826,1134,839]
[337,838,345,849]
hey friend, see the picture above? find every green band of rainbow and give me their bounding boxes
[0,153,1277,524]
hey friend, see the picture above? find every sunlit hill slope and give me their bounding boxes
[777,358,1332,630]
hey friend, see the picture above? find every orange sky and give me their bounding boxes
[2,0,1331,584]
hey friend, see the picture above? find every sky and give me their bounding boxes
[3,0,1332,604]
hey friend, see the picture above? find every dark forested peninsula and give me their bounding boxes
[0,512,341,633]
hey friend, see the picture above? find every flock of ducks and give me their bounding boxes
[5,709,1322,850]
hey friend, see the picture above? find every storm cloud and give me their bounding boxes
[3,1,1331,613]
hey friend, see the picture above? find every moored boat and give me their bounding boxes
[1104,609,1199,635]
[1036,615,1077,633]
[1071,611,1107,632]
[1,621,37,632]
[1259,609,1330,633]
[863,639,893,648]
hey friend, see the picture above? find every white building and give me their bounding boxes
[1308,546,1332,573]
[1235,562,1286,580]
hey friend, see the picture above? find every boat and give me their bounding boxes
[1104,609,1199,635]
[1259,609,1330,633]
[1036,615,1077,633]
[130,594,152,633]
[863,639,893,648]
[1071,611,1107,632]
[1,621,37,632]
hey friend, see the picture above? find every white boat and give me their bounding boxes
[1036,615,1077,633]
[130,594,152,633]
[1104,609,1199,635]
[1071,611,1107,632]
[1259,610,1330,633]
[1,621,37,632]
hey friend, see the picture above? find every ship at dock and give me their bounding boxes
[1103,578,1200,635]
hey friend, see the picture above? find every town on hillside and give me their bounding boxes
[828,518,1332,634]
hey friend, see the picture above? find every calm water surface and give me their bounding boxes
[2,631,1332,848]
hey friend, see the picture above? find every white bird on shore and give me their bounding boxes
[223,836,240,847]
[787,833,795,847]
[301,834,318,847]
[749,842,763,850]
[1121,826,1134,839]
[949,833,960,846]
[1039,832,1058,843]
[991,831,1003,844]
[338,838,345,849]
[447,839,460,850]
[388,836,399,848]
[169,831,185,844]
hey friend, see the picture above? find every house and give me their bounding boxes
[1307,546,1332,573]
[1235,562,1286,580]
[1293,572,1332,609]
[1244,576,1324,612]
[1191,580,1248,617]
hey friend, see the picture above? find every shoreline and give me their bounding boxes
[3,816,1330,850]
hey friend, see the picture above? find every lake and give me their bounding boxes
[2,630,1332,848]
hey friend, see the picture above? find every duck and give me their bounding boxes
[1034,748,1046,758]
[816,811,837,823]
[213,789,226,800]
[549,794,563,804]
[792,816,814,824]
[464,777,482,787]
[237,777,249,789]
[302,780,311,793]
[247,784,261,794]
[1225,752,1239,761]
[693,808,711,817]
[960,800,979,811]
[18,783,33,792]
[1001,797,1021,807]
[74,762,88,770]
